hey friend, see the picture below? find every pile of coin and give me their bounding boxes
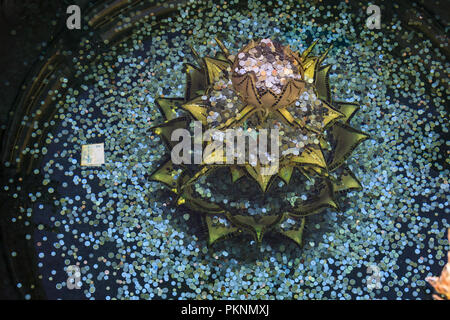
[234,38,301,95]
[291,86,328,131]
[204,77,244,127]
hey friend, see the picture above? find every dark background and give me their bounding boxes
[0,0,90,299]
[0,0,448,300]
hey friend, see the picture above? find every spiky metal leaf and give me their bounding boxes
[155,97,183,121]
[315,64,332,102]
[227,214,283,244]
[288,146,327,169]
[230,166,246,182]
[331,166,363,193]
[203,57,231,84]
[278,166,294,184]
[182,100,208,125]
[185,63,207,101]
[150,117,190,148]
[335,102,360,123]
[149,160,180,191]
[205,215,238,245]
[278,216,306,246]
[244,164,277,192]
[291,181,338,217]
[328,122,370,171]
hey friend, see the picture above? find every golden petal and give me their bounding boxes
[214,37,230,56]
[319,136,330,150]
[182,167,216,187]
[278,215,305,246]
[277,107,295,124]
[308,166,327,176]
[150,117,190,148]
[205,215,238,245]
[230,166,246,182]
[320,100,345,130]
[317,45,332,66]
[203,56,231,84]
[302,56,318,80]
[276,79,306,109]
[181,97,208,124]
[278,165,294,184]
[181,193,224,214]
[300,39,319,60]
[291,181,338,216]
[188,44,202,66]
[302,45,332,82]
[328,123,370,171]
[226,213,283,244]
[231,73,262,108]
[148,160,180,190]
[277,107,305,128]
[335,102,360,123]
[155,97,182,121]
[234,105,256,123]
[298,167,313,182]
[315,64,332,103]
[289,146,327,169]
[245,164,277,192]
[215,52,228,61]
[178,181,224,214]
[185,63,207,100]
[332,166,363,193]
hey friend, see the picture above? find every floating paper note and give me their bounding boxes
[81,143,105,166]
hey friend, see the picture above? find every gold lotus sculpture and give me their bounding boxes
[148,38,369,247]
[231,39,305,110]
